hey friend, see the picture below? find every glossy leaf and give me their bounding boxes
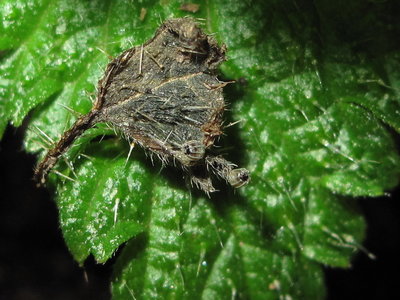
[1,0,399,299]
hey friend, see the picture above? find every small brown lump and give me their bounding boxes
[34,17,250,194]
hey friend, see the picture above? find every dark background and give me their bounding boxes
[0,124,399,300]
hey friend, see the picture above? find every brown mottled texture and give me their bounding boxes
[179,3,200,13]
[34,17,249,193]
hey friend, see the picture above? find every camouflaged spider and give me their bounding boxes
[34,17,250,194]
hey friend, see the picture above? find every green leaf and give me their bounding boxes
[56,136,153,263]
[2,0,400,299]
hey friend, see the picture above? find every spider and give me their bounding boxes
[34,17,250,194]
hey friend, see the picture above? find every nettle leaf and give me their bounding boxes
[1,0,399,299]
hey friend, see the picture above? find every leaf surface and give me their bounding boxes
[1,0,399,299]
